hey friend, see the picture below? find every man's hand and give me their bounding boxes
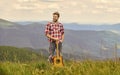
[53,37,59,41]
[46,34,58,41]
[59,39,63,43]
[60,34,64,43]
[46,34,64,42]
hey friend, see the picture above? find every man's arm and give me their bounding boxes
[61,34,64,42]
[61,24,64,42]
[46,34,58,41]
[45,23,58,40]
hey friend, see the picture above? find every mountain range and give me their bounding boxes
[0,18,120,60]
[17,21,120,31]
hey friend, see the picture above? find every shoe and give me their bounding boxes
[48,55,53,63]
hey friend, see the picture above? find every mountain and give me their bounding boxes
[64,23,120,31]
[16,21,120,31]
[0,19,120,60]
[16,21,48,25]
[0,19,19,27]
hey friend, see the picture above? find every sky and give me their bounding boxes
[0,0,120,24]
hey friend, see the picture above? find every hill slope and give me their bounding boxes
[0,19,19,27]
[0,19,120,59]
[0,46,46,62]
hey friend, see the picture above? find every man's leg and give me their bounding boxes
[48,42,56,63]
[58,42,62,56]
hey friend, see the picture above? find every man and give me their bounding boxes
[45,12,64,63]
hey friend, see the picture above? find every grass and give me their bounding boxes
[0,60,120,75]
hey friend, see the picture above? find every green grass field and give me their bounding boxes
[0,60,120,75]
[0,46,120,75]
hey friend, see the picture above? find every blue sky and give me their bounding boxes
[0,0,120,24]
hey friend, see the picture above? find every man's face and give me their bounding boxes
[53,14,59,22]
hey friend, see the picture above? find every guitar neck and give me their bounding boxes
[56,41,59,57]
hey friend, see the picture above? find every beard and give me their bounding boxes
[53,19,58,22]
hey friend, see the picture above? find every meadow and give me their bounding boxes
[0,46,120,75]
[0,60,120,75]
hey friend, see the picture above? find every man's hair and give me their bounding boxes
[53,12,60,17]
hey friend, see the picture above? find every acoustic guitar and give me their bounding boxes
[53,41,64,67]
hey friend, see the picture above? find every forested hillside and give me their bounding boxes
[0,46,46,62]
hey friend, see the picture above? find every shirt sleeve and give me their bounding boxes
[60,24,64,35]
[45,23,50,35]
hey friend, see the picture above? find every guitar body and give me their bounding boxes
[52,41,64,67]
[53,55,64,67]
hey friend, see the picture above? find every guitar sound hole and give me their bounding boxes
[56,59,60,64]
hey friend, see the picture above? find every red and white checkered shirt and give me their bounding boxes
[45,22,64,42]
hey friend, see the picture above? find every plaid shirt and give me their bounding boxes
[45,22,64,42]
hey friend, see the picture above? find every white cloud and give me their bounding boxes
[48,3,60,9]
[18,0,38,2]
[106,8,120,13]
[14,0,40,10]
[40,0,63,2]
[14,3,40,10]
[0,0,120,24]
[91,0,116,3]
